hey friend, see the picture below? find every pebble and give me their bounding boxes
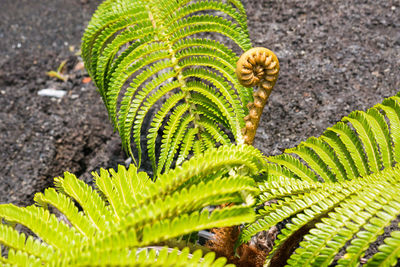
[125,157,133,167]
[37,88,66,98]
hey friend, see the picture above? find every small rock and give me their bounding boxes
[37,88,66,98]
[125,157,132,167]
[198,230,214,240]
[73,61,85,72]
[371,71,380,77]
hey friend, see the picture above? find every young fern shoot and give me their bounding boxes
[236,47,280,145]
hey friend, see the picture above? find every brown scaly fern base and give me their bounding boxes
[207,226,278,267]
[206,48,280,266]
[207,226,265,267]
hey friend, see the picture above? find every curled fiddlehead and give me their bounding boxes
[236,47,280,145]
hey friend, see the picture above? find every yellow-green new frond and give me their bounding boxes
[82,0,253,175]
[55,247,233,267]
[110,175,257,235]
[139,206,254,245]
[95,206,255,251]
[54,172,115,230]
[1,144,263,266]
[4,249,42,267]
[93,165,152,220]
[0,204,82,251]
[110,164,151,203]
[0,224,54,262]
[143,144,264,203]
[34,188,96,237]
[365,231,400,267]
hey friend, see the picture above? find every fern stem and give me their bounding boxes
[242,84,273,145]
[235,47,280,145]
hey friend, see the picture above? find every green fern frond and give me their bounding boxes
[285,146,336,182]
[54,172,115,230]
[93,165,151,219]
[365,231,400,267]
[118,59,175,158]
[0,224,54,262]
[99,206,254,249]
[328,122,369,177]
[343,111,381,173]
[197,117,231,145]
[364,108,394,168]
[265,94,400,183]
[176,127,199,166]
[34,188,96,237]
[249,167,400,267]
[157,103,191,175]
[164,114,195,171]
[284,171,400,267]
[239,179,359,245]
[0,204,81,251]
[320,130,359,179]
[5,249,42,267]
[377,98,400,163]
[147,144,264,202]
[188,93,231,128]
[257,177,327,204]
[82,0,253,174]
[267,154,318,182]
[56,247,233,267]
[242,93,400,266]
[299,137,347,182]
[147,92,186,171]
[0,144,262,265]
[121,176,256,231]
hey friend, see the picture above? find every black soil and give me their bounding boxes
[0,0,126,205]
[0,0,399,259]
[1,0,399,202]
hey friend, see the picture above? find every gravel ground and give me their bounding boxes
[1,0,399,203]
[0,0,126,205]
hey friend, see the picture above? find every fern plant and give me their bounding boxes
[1,0,400,266]
[81,0,279,176]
